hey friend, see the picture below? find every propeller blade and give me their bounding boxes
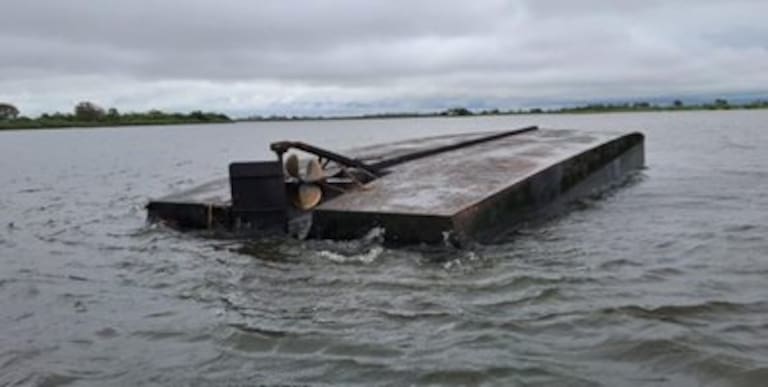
[293,183,323,210]
[285,153,300,179]
[305,158,325,182]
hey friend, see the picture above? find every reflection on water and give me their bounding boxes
[1,111,768,385]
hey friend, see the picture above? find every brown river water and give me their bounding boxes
[1,110,767,386]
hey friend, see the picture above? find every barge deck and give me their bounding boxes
[146,127,645,244]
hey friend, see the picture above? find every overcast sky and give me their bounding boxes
[1,0,767,117]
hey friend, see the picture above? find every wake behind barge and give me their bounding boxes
[146,127,645,244]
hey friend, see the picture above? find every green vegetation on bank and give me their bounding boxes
[242,98,768,122]
[2,98,767,130]
[0,101,232,130]
[527,98,768,114]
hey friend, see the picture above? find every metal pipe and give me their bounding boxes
[370,126,538,170]
[271,141,381,175]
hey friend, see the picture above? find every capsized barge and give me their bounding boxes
[146,127,644,244]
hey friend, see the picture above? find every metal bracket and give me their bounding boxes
[270,141,381,177]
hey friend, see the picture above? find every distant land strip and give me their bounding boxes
[0,101,231,131]
[1,98,767,130]
[241,98,768,122]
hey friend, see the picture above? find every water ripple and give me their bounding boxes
[3,112,768,385]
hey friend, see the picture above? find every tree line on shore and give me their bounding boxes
[242,98,768,121]
[2,97,767,129]
[0,101,231,130]
[519,98,768,114]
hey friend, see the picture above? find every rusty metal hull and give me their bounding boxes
[310,130,644,243]
[146,128,645,244]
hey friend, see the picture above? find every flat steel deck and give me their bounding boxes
[147,128,645,243]
[310,129,644,242]
[319,130,622,216]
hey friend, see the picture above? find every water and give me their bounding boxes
[1,111,767,386]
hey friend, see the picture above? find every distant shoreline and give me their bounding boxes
[0,106,233,131]
[0,118,233,131]
[2,99,767,131]
[238,99,768,122]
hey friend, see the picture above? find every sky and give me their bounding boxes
[1,0,767,117]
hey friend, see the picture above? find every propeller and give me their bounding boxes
[285,153,300,179]
[284,153,326,210]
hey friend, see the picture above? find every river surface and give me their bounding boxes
[1,111,767,386]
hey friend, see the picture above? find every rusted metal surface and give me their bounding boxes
[310,130,644,243]
[146,178,231,229]
[315,130,639,216]
[452,133,645,242]
[150,178,230,205]
[146,201,230,230]
[146,128,645,243]
[229,161,287,230]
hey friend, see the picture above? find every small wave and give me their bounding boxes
[219,324,287,354]
[95,327,120,339]
[314,227,386,264]
[416,366,556,386]
[599,258,643,270]
[232,237,299,263]
[320,246,383,264]
[229,323,291,338]
[378,309,454,320]
[409,246,483,267]
[471,287,563,309]
[143,311,177,319]
[130,330,187,341]
[723,223,767,243]
[722,139,757,150]
[601,300,765,322]
[16,187,47,194]
[731,367,768,386]
[467,273,594,292]
[607,338,698,363]
[723,224,759,232]
[32,373,80,387]
[603,337,764,384]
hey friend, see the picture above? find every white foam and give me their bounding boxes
[320,246,383,264]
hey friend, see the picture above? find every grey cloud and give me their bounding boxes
[1,1,503,51]
[0,0,766,116]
